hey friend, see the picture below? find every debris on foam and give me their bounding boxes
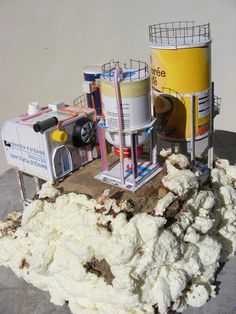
[0,153,236,314]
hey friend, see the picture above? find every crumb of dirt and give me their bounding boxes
[96,221,113,233]
[19,258,29,269]
[1,213,22,237]
[83,259,115,285]
[95,207,107,214]
[164,194,189,218]
[138,247,144,256]
[164,199,181,218]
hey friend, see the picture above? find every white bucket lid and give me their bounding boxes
[83,65,103,75]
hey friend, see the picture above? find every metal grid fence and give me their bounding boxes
[102,59,148,82]
[149,21,211,46]
[73,94,88,107]
[214,95,222,115]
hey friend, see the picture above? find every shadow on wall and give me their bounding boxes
[214,130,236,164]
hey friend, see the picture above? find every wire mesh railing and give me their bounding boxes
[149,21,211,46]
[214,95,221,115]
[161,87,185,110]
[101,60,120,79]
[73,94,88,107]
[101,59,148,82]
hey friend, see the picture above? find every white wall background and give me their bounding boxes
[0,0,236,174]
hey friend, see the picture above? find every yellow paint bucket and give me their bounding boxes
[149,21,212,141]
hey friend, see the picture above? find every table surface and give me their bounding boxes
[0,130,236,314]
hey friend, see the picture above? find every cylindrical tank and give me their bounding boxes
[149,21,212,142]
[83,66,102,116]
[100,60,151,147]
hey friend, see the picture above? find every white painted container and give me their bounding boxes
[1,105,95,181]
[100,61,151,147]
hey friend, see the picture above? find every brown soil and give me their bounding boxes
[83,258,115,285]
[19,258,29,270]
[59,153,165,215]
[1,213,22,237]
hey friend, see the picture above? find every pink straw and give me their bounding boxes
[114,67,125,186]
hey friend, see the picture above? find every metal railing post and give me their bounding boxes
[208,82,214,169]
[190,95,196,166]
